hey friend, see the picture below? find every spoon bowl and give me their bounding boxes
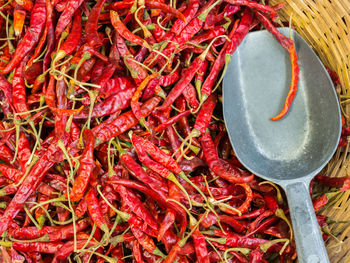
[223,28,341,263]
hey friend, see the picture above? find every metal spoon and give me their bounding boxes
[223,28,341,263]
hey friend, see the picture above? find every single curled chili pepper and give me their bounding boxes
[255,11,299,121]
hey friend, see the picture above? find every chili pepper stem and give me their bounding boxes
[109,234,124,246]
[177,129,200,159]
[178,212,207,247]
[212,54,231,93]
[167,173,193,210]
[0,240,12,247]
[275,208,293,241]
[96,185,131,221]
[9,234,50,242]
[178,171,208,203]
[259,238,289,255]
[204,236,226,244]
[153,247,167,259]
[198,0,223,22]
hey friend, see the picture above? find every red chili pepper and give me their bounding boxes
[15,0,33,11]
[107,0,133,11]
[27,27,48,68]
[46,75,83,116]
[85,0,107,48]
[110,10,150,49]
[183,84,200,110]
[144,1,186,22]
[201,212,246,233]
[10,219,89,241]
[12,242,64,254]
[131,73,159,120]
[201,9,253,100]
[255,11,299,121]
[132,134,182,175]
[66,130,94,201]
[0,164,21,182]
[0,74,14,109]
[34,193,49,227]
[115,184,158,231]
[225,0,277,19]
[156,50,211,111]
[264,193,279,213]
[315,174,349,188]
[170,0,200,36]
[93,96,161,145]
[158,181,182,241]
[0,137,64,236]
[249,248,268,263]
[55,11,82,62]
[155,110,191,133]
[312,193,330,212]
[16,131,31,172]
[190,215,210,263]
[55,0,84,37]
[75,88,136,119]
[201,131,254,183]
[204,5,239,29]
[1,0,46,74]
[129,214,165,257]
[132,240,145,263]
[13,4,26,37]
[115,33,148,85]
[75,199,88,218]
[12,58,30,118]
[52,238,98,261]
[85,188,109,233]
[207,230,286,253]
[120,154,168,197]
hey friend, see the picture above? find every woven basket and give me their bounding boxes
[270,0,350,262]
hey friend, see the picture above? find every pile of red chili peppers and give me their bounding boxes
[0,0,347,262]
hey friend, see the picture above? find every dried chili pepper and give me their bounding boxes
[1,0,46,74]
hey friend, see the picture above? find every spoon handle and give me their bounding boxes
[285,181,329,263]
